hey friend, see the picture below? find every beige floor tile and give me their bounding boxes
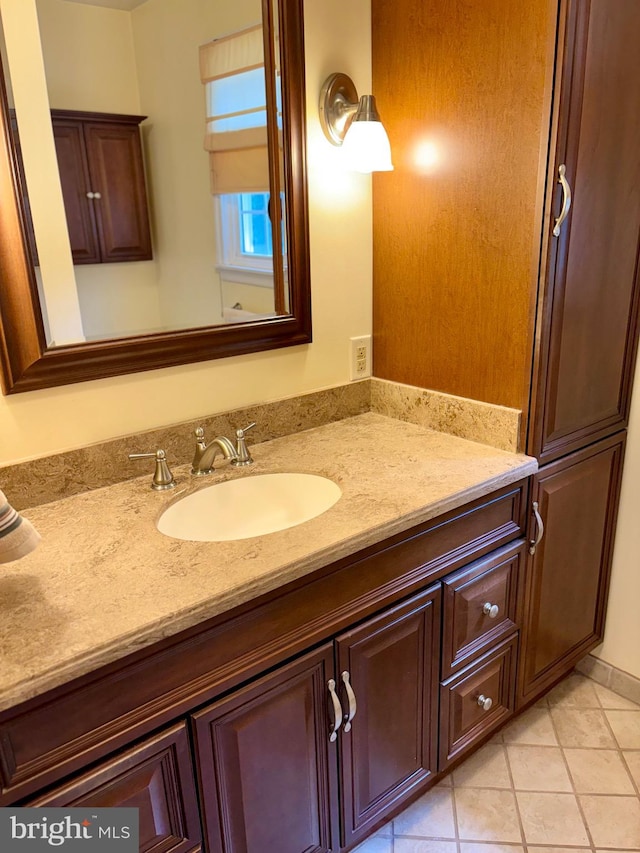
[550,708,616,748]
[506,745,572,792]
[605,710,640,749]
[501,707,558,746]
[454,788,522,843]
[546,673,600,708]
[459,845,524,853]
[453,744,511,789]
[393,787,456,839]
[623,750,640,788]
[516,791,589,846]
[353,836,393,853]
[395,841,457,853]
[580,794,640,848]
[526,849,590,853]
[564,747,635,794]
[593,682,640,710]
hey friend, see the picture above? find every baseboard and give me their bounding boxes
[576,654,640,705]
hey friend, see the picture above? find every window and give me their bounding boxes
[217,192,281,284]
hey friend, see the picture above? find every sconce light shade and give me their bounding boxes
[319,73,394,173]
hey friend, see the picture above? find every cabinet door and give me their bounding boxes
[192,644,338,853]
[530,0,640,463]
[518,433,626,706]
[84,121,153,263]
[336,585,441,849]
[28,722,201,853]
[53,120,101,264]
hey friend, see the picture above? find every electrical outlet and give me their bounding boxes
[350,335,372,381]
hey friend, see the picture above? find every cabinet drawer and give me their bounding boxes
[441,541,523,678]
[439,635,516,770]
[28,722,201,853]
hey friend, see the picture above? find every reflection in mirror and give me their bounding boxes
[0,0,309,393]
[6,0,288,344]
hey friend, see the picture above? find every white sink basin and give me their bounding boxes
[157,473,342,542]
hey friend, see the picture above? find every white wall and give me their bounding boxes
[593,347,640,680]
[0,0,373,464]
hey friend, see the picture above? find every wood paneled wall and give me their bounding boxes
[372,0,558,415]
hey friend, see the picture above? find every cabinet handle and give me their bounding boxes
[94,191,102,200]
[86,191,95,199]
[552,163,572,237]
[341,671,358,732]
[477,694,493,711]
[482,602,500,619]
[529,500,545,555]
[327,678,343,742]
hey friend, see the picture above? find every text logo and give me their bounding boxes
[0,809,138,851]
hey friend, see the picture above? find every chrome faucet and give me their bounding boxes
[191,427,237,476]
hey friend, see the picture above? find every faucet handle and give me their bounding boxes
[232,422,256,466]
[128,449,176,490]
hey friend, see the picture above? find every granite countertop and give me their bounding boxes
[0,412,537,713]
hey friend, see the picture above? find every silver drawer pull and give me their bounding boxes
[341,671,357,732]
[477,694,493,711]
[553,163,572,237]
[328,679,343,742]
[529,500,545,555]
[482,602,500,619]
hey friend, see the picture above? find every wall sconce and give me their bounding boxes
[319,73,393,173]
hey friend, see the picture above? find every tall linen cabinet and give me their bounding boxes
[372,0,640,706]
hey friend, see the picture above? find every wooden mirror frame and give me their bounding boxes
[0,0,310,395]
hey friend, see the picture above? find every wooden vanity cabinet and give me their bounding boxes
[0,480,528,852]
[52,110,152,265]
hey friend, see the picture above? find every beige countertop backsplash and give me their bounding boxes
[0,410,535,713]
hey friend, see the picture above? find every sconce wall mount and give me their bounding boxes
[319,73,360,145]
[319,72,393,172]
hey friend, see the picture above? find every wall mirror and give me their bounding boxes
[0,0,310,394]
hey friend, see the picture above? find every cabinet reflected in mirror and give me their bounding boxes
[0,0,309,393]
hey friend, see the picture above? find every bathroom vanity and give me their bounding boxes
[0,409,623,852]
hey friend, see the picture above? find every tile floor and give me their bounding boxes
[355,672,640,852]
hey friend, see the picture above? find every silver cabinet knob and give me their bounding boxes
[477,694,493,711]
[483,602,500,619]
